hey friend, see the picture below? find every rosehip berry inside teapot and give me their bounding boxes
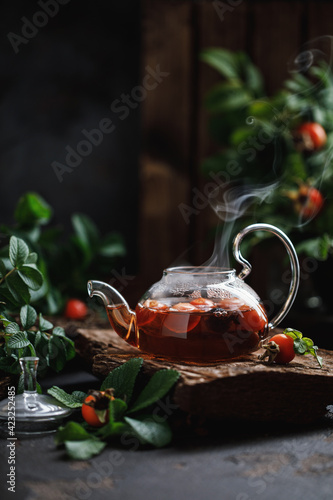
[88,224,300,363]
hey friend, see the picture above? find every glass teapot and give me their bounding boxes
[88,223,300,363]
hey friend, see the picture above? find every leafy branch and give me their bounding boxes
[0,236,75,379]
[284,328,323,368]
[201,48,333,261]
[0,236,43,310]
[0,304,75,378]
[0,192,126,315]
[50,358,180,459]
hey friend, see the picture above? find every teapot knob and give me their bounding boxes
[233,223,300,330]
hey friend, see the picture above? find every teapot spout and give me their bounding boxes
[87,280,138,347]
[87,280,129,308]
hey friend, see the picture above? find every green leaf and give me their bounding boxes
[200,47,240,80]
[72,390,87,400]
[293,338,307,354]
[240,54,264,96]
[28,278,48,304]
[230,126,256,147]
[6,272,30,304]
[0,284,20,309]
[204,82,252,113]
[47,386,87,408]
[109,398,128,423]
[0,260,7,279]
[71,213,100,265]
[309,347,323,369]
[284,328,303,339]
[5,322,20,334]
[61,336,76,361]
[284,328,323,368]
[43,286,62,316]
[127,369,180,414]
[20,305,37,330]
[100,358,143,402]
[55,421,92,444]
[72,213,100,246]
[0,355,20,374]
[32,330,48,357]
[52,327,66,337]
[27,341,37,357]
[14,192,52,227]
[99,233,126,258]
[9,236,29,267]
[48,336,67,372]
[39,313,53,331]
[0,314,13,327]
[296,235,333,261]
[302,337,314,348]
[64,439,106,460]
[124,416,172,448]
[25,252,38,264]
[97,421,128,440]
[18,265,43,291]
[7,331,31,349]
[283,152,307,180]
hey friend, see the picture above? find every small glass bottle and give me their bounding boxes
[0,357,72,435]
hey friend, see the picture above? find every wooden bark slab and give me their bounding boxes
[73,327,333,424]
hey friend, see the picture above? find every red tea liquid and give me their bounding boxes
[107,296,268,363]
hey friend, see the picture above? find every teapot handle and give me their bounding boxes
[233,223,300,330]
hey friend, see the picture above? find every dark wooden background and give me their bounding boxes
[0,0,141,268]
[138,0,333,303]
[0,0,332,311]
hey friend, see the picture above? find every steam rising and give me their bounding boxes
[203,182,278,269]
[288,36,333,74]
[208,183,276,223]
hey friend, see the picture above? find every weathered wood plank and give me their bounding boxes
[307,1,333,40]
[251,0,304,95]
[140,0,193,289]
[194,0,249,265]
[74,326,333,424]
[197,0,249,161]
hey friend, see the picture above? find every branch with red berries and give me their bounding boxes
[258,328,323,368]
[201,49,333,262]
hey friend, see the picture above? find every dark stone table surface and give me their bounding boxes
[1,361,333,500]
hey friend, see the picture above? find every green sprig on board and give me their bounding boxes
[284,328,323,368]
